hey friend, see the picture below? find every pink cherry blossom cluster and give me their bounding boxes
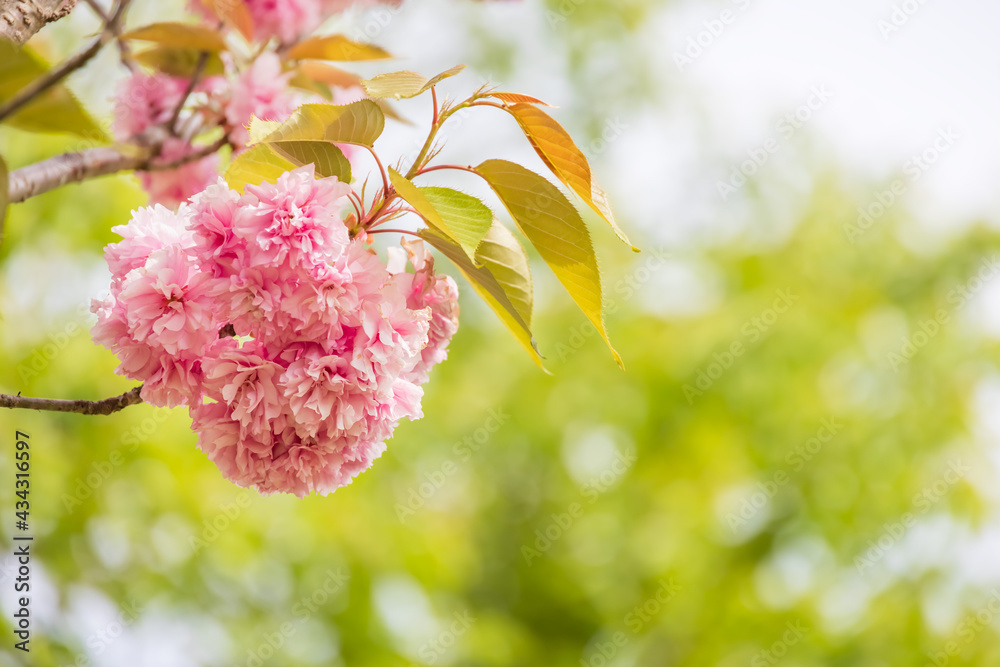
[92,166,459,497]
[112,53,324,208]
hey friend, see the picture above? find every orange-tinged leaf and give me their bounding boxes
[288,35,392,62]
[296,62,364,89]
[203,0,254,41]
[503,102,638,252]
[487,92,553,107]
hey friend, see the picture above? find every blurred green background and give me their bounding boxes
[4,0,1000,665]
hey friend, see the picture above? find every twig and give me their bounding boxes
[82,0,134,70]
[0,385,143,415]
[168,50,209,135]
[0,0,131,122]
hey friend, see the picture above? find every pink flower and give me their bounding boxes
[118,245,219,356]
[191,401,271,489]
[225,53,308,149]
[112,72,190,140]
[202,338,284,437]
[104,203,194,288]
[94,170,460,497]
[140,138,221,209]
[279,343,355,438]
[238,165,352,267]
[391,240,460,384]
[140,355,204,408]
[187,179,251,275]
[246,0,323,44]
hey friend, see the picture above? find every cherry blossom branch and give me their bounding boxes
[8,135,228,203]
[0,385,143,415]
[0,0,130,122]
[0,0,78,45]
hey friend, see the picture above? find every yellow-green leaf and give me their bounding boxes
[420,186,492,260]
[420,225,545,370]
[0,43,109,140]
[475,159,622,369]
[224,144,297,192]
[202,0,254,41]
[249,101,384,147]
[503,102,637,252]
[246,116,283,144]
[361,65,465,100]
[122,22,228,52]
[134,46,225,77]
[362,71,426,100]
[287,35,392,62]
[269,141,352,183]
[389,169,490,260]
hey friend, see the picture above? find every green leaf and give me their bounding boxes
[501,103,637,252]
[134,46,225,77]
[0,42,109,140]
[287,35,392,62]
[223,144,297,192]
[474,159,622,369]
[269,141,352,183]
[419,186,492,260]
[420,225,545,370]
[0,154,8,245]
[121,22,228,52]
[248,101,385,147]
[388,171,490,261]
[361,65,465,100]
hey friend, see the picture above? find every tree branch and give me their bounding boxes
[0,0,78,46]
[7,135,228,202]
[0,385,143,415]
[0,0,130,122]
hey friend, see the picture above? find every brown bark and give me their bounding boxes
[7,136,228,203]
[0,0,77,46]
[0,385,143,415]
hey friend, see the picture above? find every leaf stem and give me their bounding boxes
[414,163,478,177]
[368,228,422,238]
[365,145,390,202]
[0,385,144,415]
[404,100,470,180]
